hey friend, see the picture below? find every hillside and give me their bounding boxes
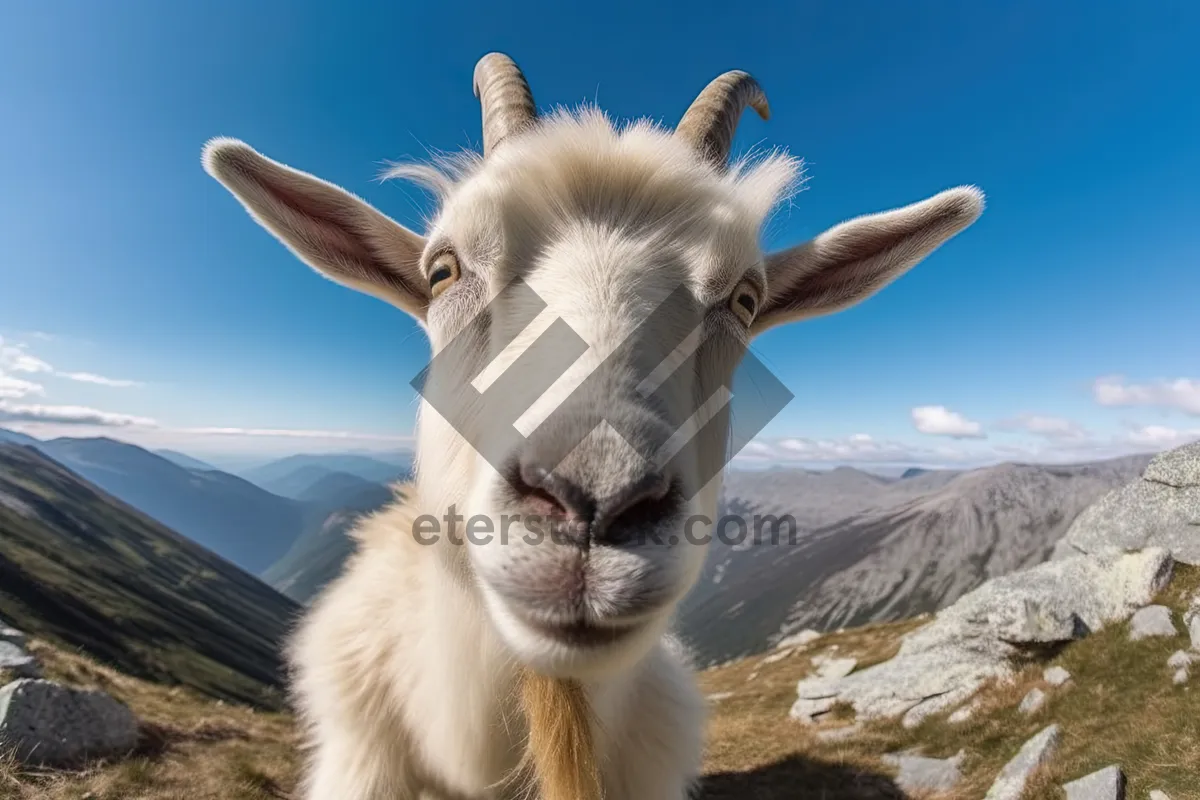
[239,453,412,497]
[153,449,218,472]
[33,437,306,574]
[0,443,300,708]
[678,455,1151,666]
[262,481,398,603]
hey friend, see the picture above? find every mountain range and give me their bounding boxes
[0,442,299,707]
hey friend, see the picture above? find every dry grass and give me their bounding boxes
[5,568,1199,799]
[696,565,1200,800]
[0,640,299,800]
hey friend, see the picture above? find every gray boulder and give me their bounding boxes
[0,621,26,647]
[985,724,1061,800]
[882,749,965,793]
[0,679,139,767]
[1044,666,1072,686]
[1063,765,1126,800]
[794,549,1172,726]
[1129,605,1178,640]
[1186,605,1200,651]
[1019,687,1047,715]
[0,641,40,679]
[1056,443,1200,564]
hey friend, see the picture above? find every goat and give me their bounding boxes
[203,53,983,799]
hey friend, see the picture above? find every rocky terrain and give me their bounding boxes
[0,443,298,707]
[0,440,1195,798]
[679,456,1151,666]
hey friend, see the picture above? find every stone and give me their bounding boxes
[1044,666,1072,686]
[985,725,1061,800]
[0,641,40,679]
[759,648,794,667]
[0,621,26,648]
[1173,668,1189,686]
[793,550,1171,725]
[1056,442,1200,565]
[1019,687,1047,715]
[1167,650,1196,670]
[948,701,980,724]
[0,679,139,767]
[789,696,836,724]
[1129,605,1178,640]
[882,749,965,793]
[1185,607,1200,651]
[706,692,734,703]
[775,629,821,649]
[1149,791,1172,800]
[816,723,861,742]
[1063,765,1126,800]
[745,671,759,683]
[1144,441,1200,488]
[815,657,858,679]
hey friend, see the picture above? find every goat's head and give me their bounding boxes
[204,53,983,680]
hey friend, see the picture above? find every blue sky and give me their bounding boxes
[1,0,1197,466]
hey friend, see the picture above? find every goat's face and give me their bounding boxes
[204,54,983,680]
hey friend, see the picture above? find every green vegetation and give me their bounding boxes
[0,444,299,709]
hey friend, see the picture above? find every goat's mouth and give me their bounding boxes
[525,618,642,649]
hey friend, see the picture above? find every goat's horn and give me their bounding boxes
[473,52,537,156]
[675,71,770,168]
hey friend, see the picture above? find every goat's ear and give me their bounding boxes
[753,186,984,335]
[202,137,431,319]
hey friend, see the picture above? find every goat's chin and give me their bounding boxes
[478,584,667,680]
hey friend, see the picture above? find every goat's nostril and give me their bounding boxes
[508,458,596,524]
[594,471,679,544]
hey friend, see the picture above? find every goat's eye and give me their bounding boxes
[428,251,460,299]
[729,280,760,326]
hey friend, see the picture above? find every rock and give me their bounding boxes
[0,679,139,767]
[1056,443,1200,565]
[0,621,26,648]
[0,641,41,679]
[789,696,836,724]
[1044,666,1072,686]
[759,648,794,667]
[1019,687,1047,715]
[815,657,858,679]
[706,692,734,703]
[1185,607,1200,651]
[882,749,965,793]
[1144,441,1200,488]
[775,629,821,649]
[1130,605,1178,640]
[948,701,980,724]
[1167,650,1197,670]
[1149,791,1172,800]
[816,723,861,742]
[985,724,1061,800]
[1063,765,1126,800]
[1173,668,1189,686]
[745,671,759,683]
[794,550,1172,724]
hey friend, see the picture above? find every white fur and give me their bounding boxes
[204,99,983,799]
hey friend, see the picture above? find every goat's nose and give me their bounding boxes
[506,454,679,546]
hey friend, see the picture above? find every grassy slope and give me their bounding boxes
[0,444,300,709]
[0,639,296,800]
[697,563,1200,799]
[3,548,1196,798]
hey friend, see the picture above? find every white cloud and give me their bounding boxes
[1093,376,1200,416]
[995,413,1089,441]
[179,426,413,442]
[0,339,53,374]
[734,434,984,467]
[0,374,45,400]
[911,405,986,439]
[56,372,142,388]
[1121,424,1200,450]
[0,400,156,428]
